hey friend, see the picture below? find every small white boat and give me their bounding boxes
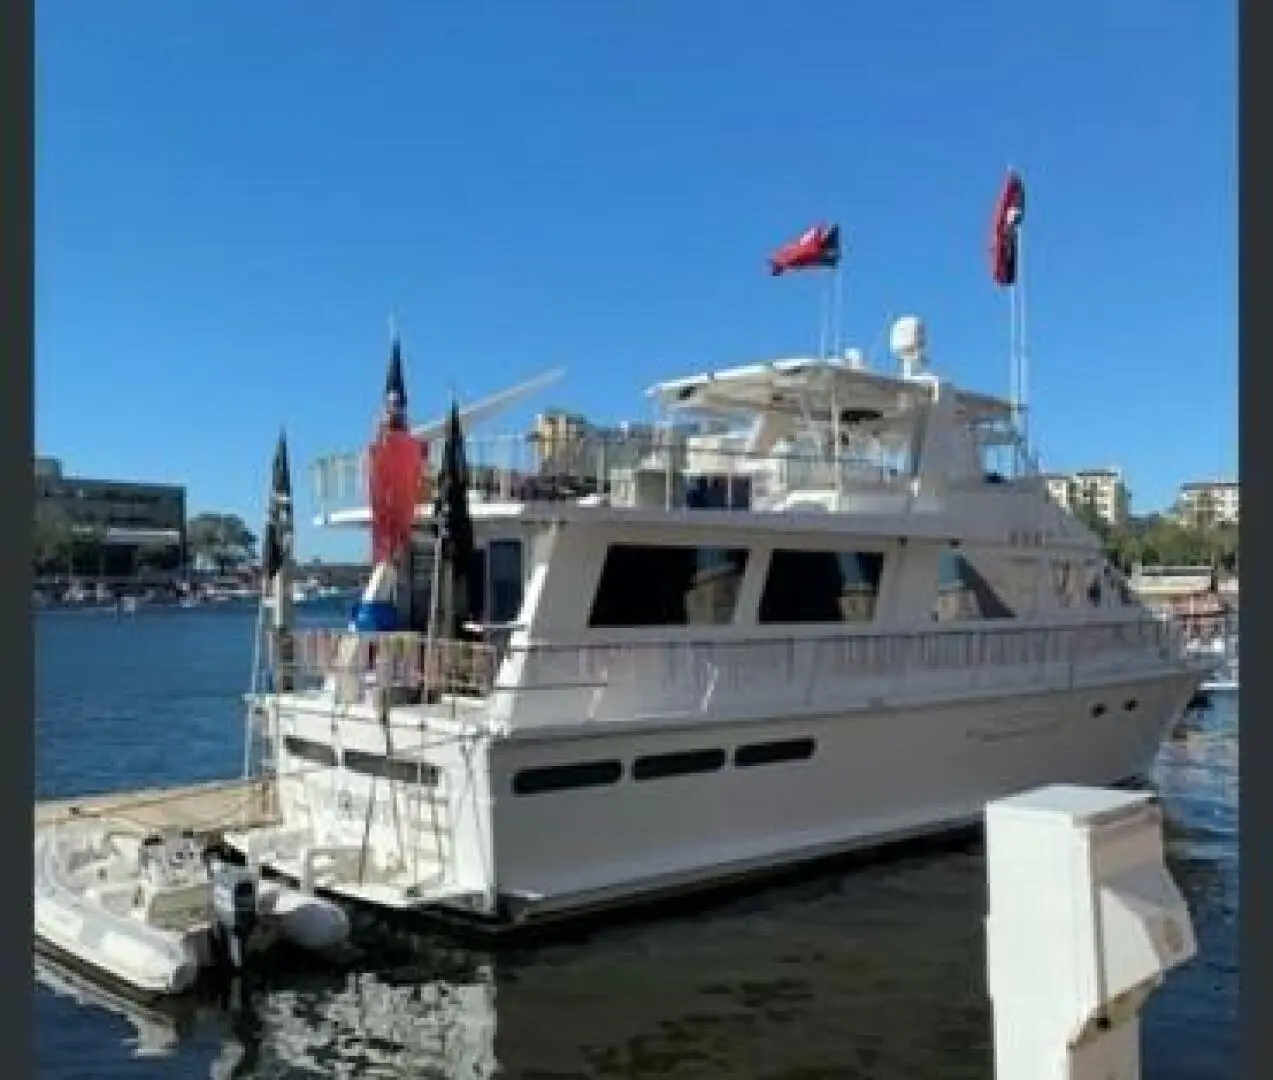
[34,821,351,1000]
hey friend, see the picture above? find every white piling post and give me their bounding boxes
[985,785,1197,1080]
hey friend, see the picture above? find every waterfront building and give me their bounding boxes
[1041,467,1127,527]
[34,457,187,576]
[1176,480,1239,528]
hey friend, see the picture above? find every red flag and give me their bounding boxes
[769,223,842,276]
[989,171,1025,287]
[368,430,423,563]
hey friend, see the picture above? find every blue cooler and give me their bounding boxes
[350,600,400,633]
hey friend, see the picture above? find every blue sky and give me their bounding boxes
[36,1,1235,561]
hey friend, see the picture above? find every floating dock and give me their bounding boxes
[35,777,278,835]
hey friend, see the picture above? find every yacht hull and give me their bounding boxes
[253,665,1196,935]
[483,668,1196,925]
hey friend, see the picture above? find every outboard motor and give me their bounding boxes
[178,827,201,868]
[207,856,259,972]
[140,834,167,886]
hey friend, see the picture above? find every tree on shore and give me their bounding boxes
[1077,509,1237,576]
[186,512,258,574]
[32,503,74,575]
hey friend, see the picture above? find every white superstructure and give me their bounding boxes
[228,322,1203,931]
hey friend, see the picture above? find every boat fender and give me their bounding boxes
[209,859,259,972]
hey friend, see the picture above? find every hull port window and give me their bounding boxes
[632,749,727,781]
[1091,704,1108,718]
[589,544,750,627]
[933,551,1015,622]
[343,750,439,787]
[734,738,817,768]
[512,760,623,796]
[1123,698,1140,713]
[759,550,884,624]
[283,736,337,767]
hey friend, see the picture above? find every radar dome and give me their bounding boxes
[889,316,927,367]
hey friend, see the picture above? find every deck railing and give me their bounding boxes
[310,431,933,518]
[275,630,499,701]
[272,616,1184,715]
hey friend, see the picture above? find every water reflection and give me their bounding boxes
[1143,696,1239,1080]
[34,699,1238,1080]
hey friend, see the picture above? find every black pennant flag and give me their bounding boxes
[262,429,293,582]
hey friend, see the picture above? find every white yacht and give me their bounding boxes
[227,318,1203,931]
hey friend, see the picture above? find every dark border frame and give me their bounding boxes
[1239,3,1264,1078]
[5,0,34,1072]
[17,5,1252,1078]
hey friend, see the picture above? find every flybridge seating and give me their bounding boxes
[309,357,1039,522]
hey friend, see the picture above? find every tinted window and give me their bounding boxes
[283,736,337,767]
[632,748,726,781]
[759,550,884,624]
[488,539,524,624]
[407,539,523,632]
[589,544,749,627]
[467,548,487,625]
[512,760,623,796]
[734,738,816,768]
[408,539,436,633]
[343,750,439,786]
[933,551,1015,621]
[686,475,752,510]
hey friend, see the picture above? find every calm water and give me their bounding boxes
[35,608,1239,1079]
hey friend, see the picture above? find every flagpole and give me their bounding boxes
[1009,272,1019,470]
[818,276,830,359]
[1017,225,1029,458]
[831,258,845,358]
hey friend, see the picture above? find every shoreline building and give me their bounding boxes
[34,457,187,578]
[1175,480,1239,528]
[1041,467,1128,527]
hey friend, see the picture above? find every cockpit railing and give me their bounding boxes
[273,629,499,703]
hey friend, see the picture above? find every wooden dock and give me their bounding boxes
[35,777,279,835]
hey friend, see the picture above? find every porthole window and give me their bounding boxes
[512,760,623,796]
[632,749,726,781]
[734,738,817,768]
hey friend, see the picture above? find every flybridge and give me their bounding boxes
[308,321,1039,524]
[646,355,1016,427]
